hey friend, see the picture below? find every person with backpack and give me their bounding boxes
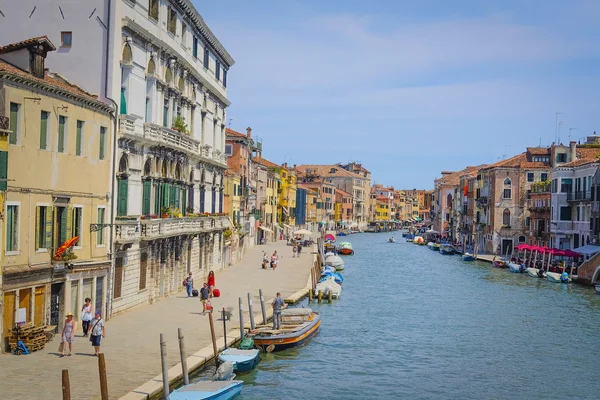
[184,272,194,297]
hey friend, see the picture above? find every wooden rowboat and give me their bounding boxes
[248,308,320,352]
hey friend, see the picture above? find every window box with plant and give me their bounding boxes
[172,116,189,135]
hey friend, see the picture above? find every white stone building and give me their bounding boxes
[3,0,233,315]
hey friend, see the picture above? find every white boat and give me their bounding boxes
[315,277,342,299]
[325,254,344,268]
[526,268,542,278]
[547,272,571,283]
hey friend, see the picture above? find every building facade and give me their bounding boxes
[0,37,113,347]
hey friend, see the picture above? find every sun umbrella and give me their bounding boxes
[53,236,80,260]
[562,249,581,258]
[324,234,335,241]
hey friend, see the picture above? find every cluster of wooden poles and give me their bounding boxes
[61,354,108,400]
[308,240,334,304]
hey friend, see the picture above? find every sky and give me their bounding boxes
[194,0,600,189]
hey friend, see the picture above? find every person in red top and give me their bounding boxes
[207,270,215,297]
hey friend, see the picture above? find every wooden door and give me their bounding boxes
[18,289,31,324]
[3,292,15,336]
[34,286,45,326]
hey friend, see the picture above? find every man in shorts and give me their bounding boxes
[200,283,210,314]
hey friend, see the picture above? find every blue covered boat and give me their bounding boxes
[508,263,526,273]
[462,253,474,261]
[169,380,242,400]
[439,244,455,255]
[218,348,260,373]
[320,271,343,284]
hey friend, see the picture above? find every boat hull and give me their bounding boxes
[547,272,571,283]
[508,263,525,273]
[462,254,474,261]
[251,314,321,352]
[595,284,600,293]
[492,261,507,269]
[217,349,261,373]
[337,248,354,255]
[169,380,243,400]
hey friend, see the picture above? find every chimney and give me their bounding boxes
[569,141,577,162]
[246,127,252,138]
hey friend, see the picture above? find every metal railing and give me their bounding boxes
[567,190,592,201]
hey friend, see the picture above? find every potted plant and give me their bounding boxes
[161,207,170,218]
[223,229,232,239]
[172,116,189,135]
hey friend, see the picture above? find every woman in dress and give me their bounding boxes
[81,298,93,337]
[271,251,279,270]
[60,312,75,357]
[207,270,215,298]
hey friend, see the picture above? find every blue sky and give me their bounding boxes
[194,0,600,189]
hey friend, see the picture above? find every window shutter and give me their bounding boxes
[76,121,83,156]
[153,182,160,214]
[9,103,18,144]
[174,185,180,210]
[99,127,106,160]
[0,150,8,191]
[118,178,128,216]
[60,207,68,244]
[40,112,48,149]
[120,87,127,115]
[200,188,205,212]
[142,180,151,215]
[66,206,73,241]
[45,206,54,249]
[35,206,41,250]
[169,183,176,206]
[181,187,187,215]
[58,116,65,153]
[188,185,194,213]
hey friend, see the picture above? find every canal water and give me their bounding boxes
[199,232,600,399]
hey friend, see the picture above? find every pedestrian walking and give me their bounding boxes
[200,283,210,314]
[185,272,194,297]
[60,312,75,357]
[271,292,287,330]
[89,311,105,356]
[297,243,302,256]
[262,252,269,269]
[81,298,93,337]
[292,244,298,258]
[207,270,215,297]
[271,251,279,270]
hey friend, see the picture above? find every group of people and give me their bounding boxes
[184,271,216,314]
[263,251,279,270]
[60,297,106,357]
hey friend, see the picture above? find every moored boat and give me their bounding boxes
[315,277,342,299]
[427,242,440,251]
[492,260,507,268]
[439,244,455,255]
[169,362,242,400]
[547,271,571,283]
[595,283,600,293]
[249,308,321,352]
[217,348,260,373]
[413,236,424,244]
[462,253,474,261]
[388,237,395,243]
[337,242,354,255]
[324,254,344,268]
[508,263,526,273]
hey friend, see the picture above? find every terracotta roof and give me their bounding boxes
[560,158,600,168]
[225,128,247,139]
[0,36,55,54]
[336,188,351,197]
[481,150,551,171]
[526,147,551,155]
[0,59,102,103]
[576,147,600,159]
[296,164,364,179]
[436,165,486,186]
[254,157,279,169]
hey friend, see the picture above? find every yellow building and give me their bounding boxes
[0,37,114,346]
[0,86,10,345]
[375,196,390,221]
[224,171,241,226]
[254,157,280,241]
[278,163,297,227]
[303,186,318,224]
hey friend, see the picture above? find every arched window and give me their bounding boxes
[122,44,133,64]
[143,158,152,176]
[503,208,511,226]
[175,163,182,181]
[503,178,512,199]
[178,76,185,92]
[147,58,156,76]
[446,193,453,208]
[518,235,526,243]
[161,161,168,178]
[165,67,173,85]
[117,155,129,216]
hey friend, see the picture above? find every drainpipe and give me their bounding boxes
[104,0,118,319]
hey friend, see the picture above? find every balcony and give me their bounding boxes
[551,221,572,233]
[531,182,551,194]
[140,216,229,240]
[567,190,592,202]
[114,220,141,243]
[527,200,550,212]
[144,122,200,154]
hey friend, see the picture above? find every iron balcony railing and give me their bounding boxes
[567,190,592,201]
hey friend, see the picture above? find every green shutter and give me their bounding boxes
[6,206,14,251]
[120,87,127,115]
[76,121,83,156]
[59,207,68,244]
[66,206,73,240]
[182,187,187,216]
[35,206,41,250]
[174,185,180,210]
[99,127,106,160]
[169,183,175,207]
[97,208,105,245]
[0,150,8,191]
[117,178,128,216]
[40,111,48,150]
[9,103,18,144]
[58,116,65,153]
[45,207,53,249]
[142,180,151,215]
[153,182,160,214]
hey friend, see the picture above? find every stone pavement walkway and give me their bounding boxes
[0,239,314,400]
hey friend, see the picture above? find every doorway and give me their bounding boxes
[502,239,513,257]
[50,283,64,333]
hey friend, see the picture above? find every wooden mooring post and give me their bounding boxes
[98,353,109,400]
[208,311,219,368]
[222,308,228,349]
[318,290,322,303]
[259,289,267,325]
[238,297,245,339]
[247,293,255,330]
[178,328,189,385]
[160,334,169,400]
[62,369,71,400]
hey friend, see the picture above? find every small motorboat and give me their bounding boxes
[526,268,542,278]
[547,271,571,283]
[427,242,440,251]
[406,234,414,242]
[324,254,344,268]
[169,362,242,400]
[439,244,455,255]
[218,348,261,373]
[319,271,344,285]
[315,277,342,298]
[337,242,354,255]
[462,253,474,261]
[595,283,600,294]
[492,260,507,268]
[509,263,526,273]
[388,237,395,243]
[249,308,321,352]
[413,236,424,244]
